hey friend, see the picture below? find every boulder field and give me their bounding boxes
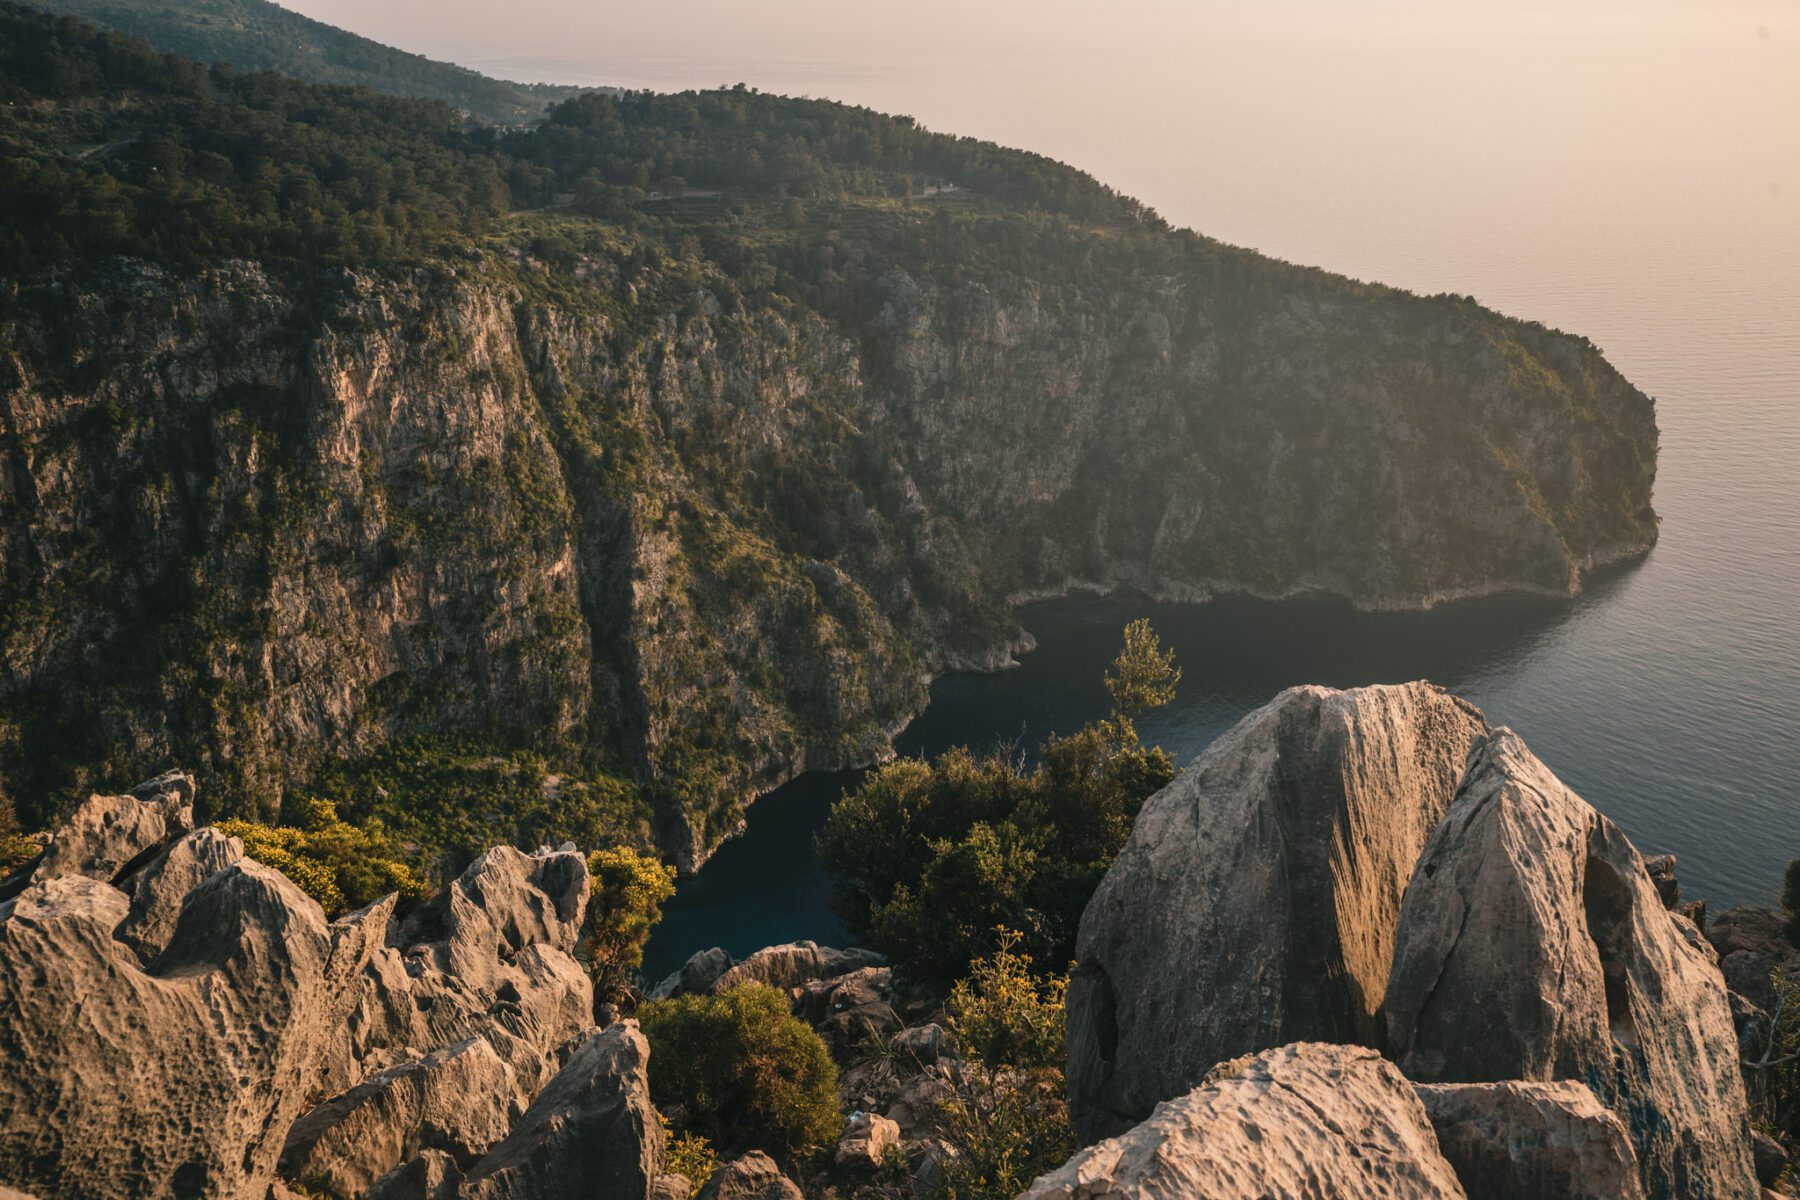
[0,680,1778,1200]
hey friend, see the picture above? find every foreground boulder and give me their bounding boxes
[1021,1043,1466,1200]
[459,1022,662,1200]
[1065,682,1488,1139]
[1384,729,1756,1200]
[1415,1081,1644,1200]
[0,803,384,1200]
[281,1036,521,1196]
[694,1154,803,1200]
[320,845,595,1099]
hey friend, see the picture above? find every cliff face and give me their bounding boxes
[0,237,1658,862]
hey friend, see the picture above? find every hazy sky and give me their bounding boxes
[280,0,1795,291]
[284,0,1790,85]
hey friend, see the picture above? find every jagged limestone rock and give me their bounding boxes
[114,826,245,959]
[693,1153,804,1200]
[0,861,382,1200]
[28,773,194,887]
[1415,1081,1645,1200]
[649,946,734,999]
[281,1036,520,1197]
[460,1022,662,1200]
[1065,682,1488,1140]
[1022,1043,1467,1200]
[711,941,887,995]
[321,846,594,1098]
[1384,729,1757,1200]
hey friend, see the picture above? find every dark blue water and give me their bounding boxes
[647,560,1795,979]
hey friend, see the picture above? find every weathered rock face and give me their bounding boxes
[459,1022,662,1200]
[711,941,888,995]
[1,242,1658,865]
[24,772,194,889]
[1383,729,1756,1200]
[321,845,595,1099]
[1022,1043,1466,1200]
[281,1036,521,1197]
[1065,682,1488,1140]
[694,1153,804,1200]
[0,788,384,1200]
[1415,1081,1645,1200]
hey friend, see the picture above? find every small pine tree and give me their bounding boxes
[583,846,677,1007]
[1104,618,1181,718]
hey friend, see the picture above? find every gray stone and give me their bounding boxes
[282,1036,520,1196]
[1415,1080,1644,1200]
[649,947,733,999]
[1066,682,1488,1140]
[1384,728,1757,1200]
[835,1111,900,1172]
[1021,1043,1467,1200]
[891,1023,955,1068]
[711,940,886,995]
[1643,854,1681,909]
[461,1022,661,1200]
[693,1153,803,1200]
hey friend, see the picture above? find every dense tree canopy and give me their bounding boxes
[816,623,1180,983]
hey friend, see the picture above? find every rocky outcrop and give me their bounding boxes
[694,1154,804,1200]
[650,947,735,999]
[321,845,594,1099]
[1021,1043,1466,1200]
[1708,906,1799,1014]
[1065,682,1488,1139]
[1383,729,1756,1200]
[0,781,385,1200]
[1415,1081,1645,1200]
[713,941,888,995]
[281,1037,522,1197]
[459,1023,662,1200]
[19,772,194,891]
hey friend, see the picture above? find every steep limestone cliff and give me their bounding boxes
[0,222,1658,863]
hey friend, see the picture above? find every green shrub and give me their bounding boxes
[946,930,1067,1070]
[639,983,841,1157]
[219,798,425,916]
[0,781,37,874]
[584,846,677,1006]
[820,623,1178,984]
[659,1114,719,1191]
[931,1067,1073,1200]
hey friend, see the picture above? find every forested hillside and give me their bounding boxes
[18,0,586,122]
[0,4,1659,873]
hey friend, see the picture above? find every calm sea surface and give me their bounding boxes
[286,1,1800,976]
